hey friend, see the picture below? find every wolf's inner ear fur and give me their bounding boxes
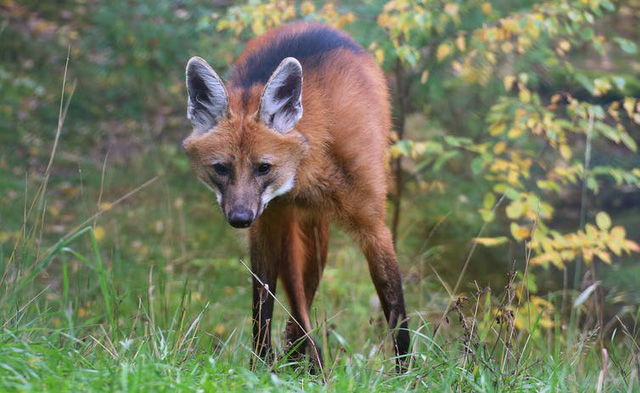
[260,57,303,134]
[186,57,229,132]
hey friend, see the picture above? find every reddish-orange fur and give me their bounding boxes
[184,22,409,372]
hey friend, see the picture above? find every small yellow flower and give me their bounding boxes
[94,226,106,242]
[214,324,226,335]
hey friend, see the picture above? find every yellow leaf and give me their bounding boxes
[389,144,405,158]
[501,42,514,54]
[493,141,507,154]
[444,2,459,17]
[595,211,611,230]
[582,247,594,264]
[214,324,226,335]
[610,225,627,242]
[437,43,451,61]
[286,5,297,20]
[377,13,390,27]
[585,224,598,240]
[482,2,492,15]
[503,75,516,91]
[489,122,506,136]
[345,12,355,24]
[508,127,523,139]
[506,200,524,219]
[301,1,315,15]
[510,223,530,241]
[558,40,571,52]
[595,250,612,264]
[610,240,622,257]
[251,18,265,36]
[474,237,509,247]
[519,88,531,104]
[413,142,426,155]
[560,249,576,262]
[623,98,636,117]
[48,205,60,217]
[531,251,563,268]
[94,226,106,242]
[374,48,385,65]
[420,70,430,84]
[456,35,466,51]
[507,170,520,185]
[559,144,572,160]
[608,101,620,118]
[625,240,640,253]
[99,202,113,212]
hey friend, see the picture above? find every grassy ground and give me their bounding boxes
[1,87,639,393]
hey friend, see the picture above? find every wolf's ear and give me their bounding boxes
[186,57,229,132]
[260,57,303,134]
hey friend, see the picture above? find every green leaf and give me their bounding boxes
[575,73,594,95]
[620,132,638,152]
[506,200,524,219]
[420,141,444,155]
[471,156,484,175]
[480,209,495,223]
[613,76,626,90]
[504,188,521,200]
[614,37,638,54]
[433,150,460,172]
[390,140,413,157]
[594,122,620,143]
[444,136,472,147]
[580,27,594,40]
[601,0,615,11]
[586,177,599,193]
[483,192,496,209]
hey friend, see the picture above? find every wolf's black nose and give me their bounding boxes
[228,208,254,228]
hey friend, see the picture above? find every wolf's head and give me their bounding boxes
[182,57,308,228]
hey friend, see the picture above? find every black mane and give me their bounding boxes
[229,24,363,89]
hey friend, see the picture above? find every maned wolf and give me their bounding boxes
[183,22,409,372]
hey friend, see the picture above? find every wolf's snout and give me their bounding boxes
[228,207,254,228]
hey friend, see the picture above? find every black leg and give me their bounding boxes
[249,221,281,367]
[357,225,410,372]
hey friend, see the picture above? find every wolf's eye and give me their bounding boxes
[256,163,272,176]
[213,163,229,176]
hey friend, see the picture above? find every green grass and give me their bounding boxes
[1,79,639,393]
[2,155,638,393]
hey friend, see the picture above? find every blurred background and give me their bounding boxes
[1,0,640,367]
